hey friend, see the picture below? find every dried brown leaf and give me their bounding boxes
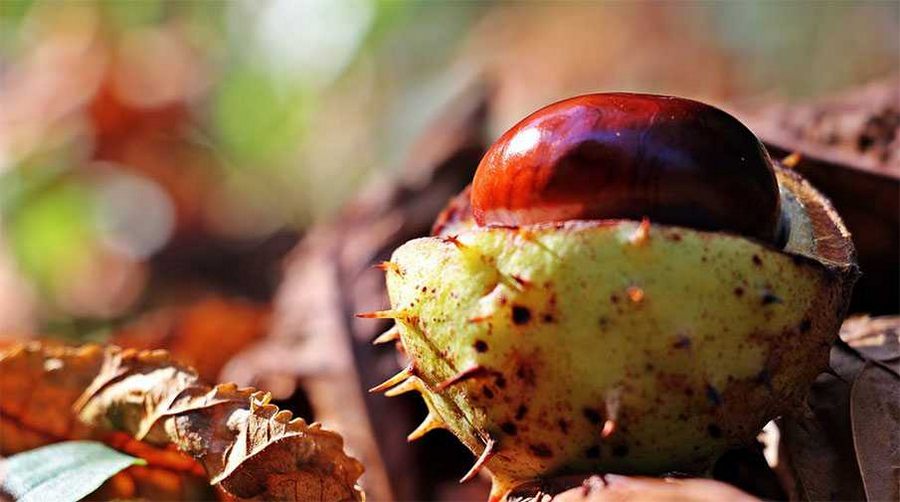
[779,315,900,501]
[779,371,865,501]
[0,343,363,501]
[850,362,900,501]
[0,344,102,454]
[0,342,213,499]
[841,315,900,371]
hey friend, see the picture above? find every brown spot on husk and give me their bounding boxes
[512,305,532,325]
[583,407,602,424]
[761,291,782,305]
[705,384,723,406]
[529,443,553,458]
[515,404,528,421]
[673,335,692,349]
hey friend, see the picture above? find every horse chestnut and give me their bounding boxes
[472,93,783,244]
[367,93,858,501]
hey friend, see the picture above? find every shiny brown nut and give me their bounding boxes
[471,93,783,244]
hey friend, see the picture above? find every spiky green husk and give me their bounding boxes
[373,169,856,496]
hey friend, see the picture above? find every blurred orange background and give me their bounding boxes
[0,0,896,336]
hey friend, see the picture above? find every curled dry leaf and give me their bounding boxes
[779,315,899,501]
[850,363,899,501]
[842,318,900,500]
[0,343,364,501]
[0,344,101,455]
[840,314,900,371]
[0,344,210,500]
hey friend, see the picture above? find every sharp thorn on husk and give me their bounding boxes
[629,217,651,245]
[498,273,527,292]
[356,309,403,320]
[781,152,802,169]
[601,419,616,439]
[442,234,467,250]
[602,388,621,438]
[487,477,511,502]
[436,365,491,392]
[407,411,445,441]
[384,376,422,397]
[369,364,415,393]
[374,260,402,275]
[511,274,530,288]
[518,230,561,259]
[460,437,496,483]
[372,325,401,345]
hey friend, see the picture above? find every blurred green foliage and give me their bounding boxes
[7,179,95,291]
[213,69,311,167]
[0,0,895,330]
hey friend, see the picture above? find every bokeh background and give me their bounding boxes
[0,0,897,343]
[0,2,898,500]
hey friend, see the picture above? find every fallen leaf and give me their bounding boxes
[841,315,900,372]
[0,440,144,502]
[0,344,102,455]
[850,362,900,501]
[779,372,865,501]
[0,343,364,501]
[0,343,212,500]
[779,315,900,500]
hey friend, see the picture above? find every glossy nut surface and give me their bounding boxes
[471,93,782,243]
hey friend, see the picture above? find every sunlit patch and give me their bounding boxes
[250,0,374,89]
[94,167,175,259]
[505,127,541,158]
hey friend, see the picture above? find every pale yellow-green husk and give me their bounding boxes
[381,168,856,492]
